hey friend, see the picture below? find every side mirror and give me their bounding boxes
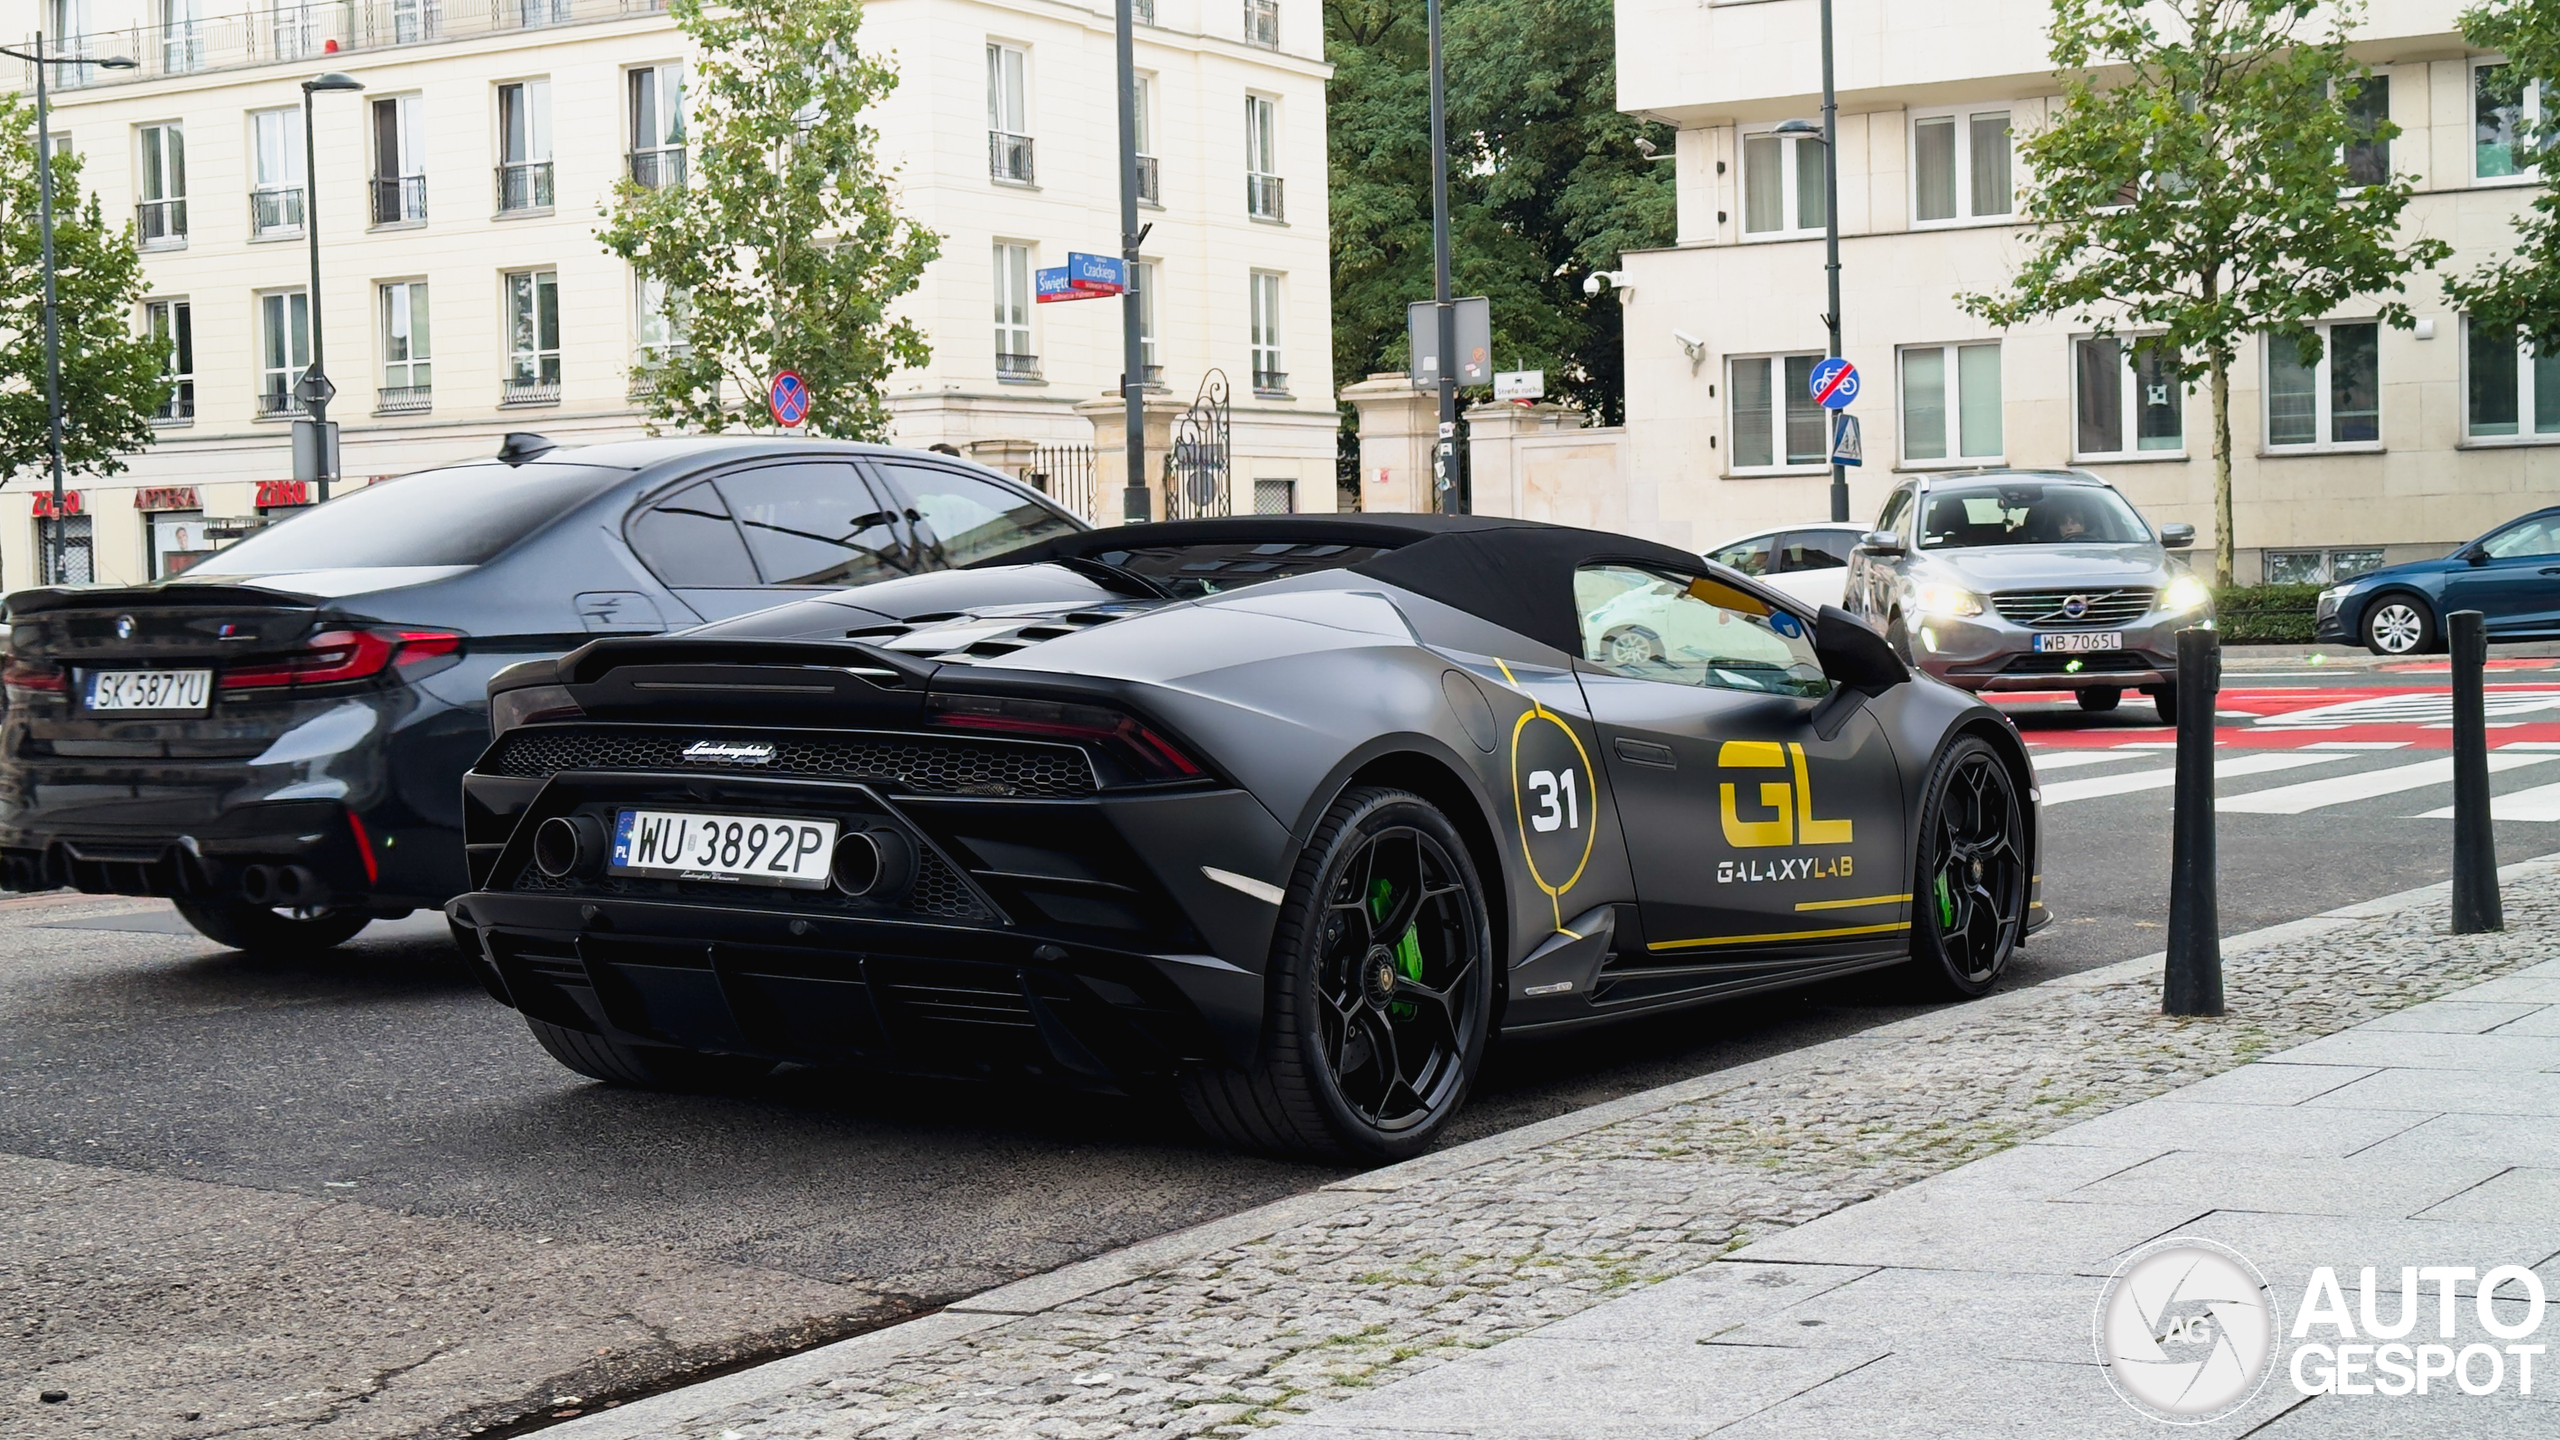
[2463,545,2490,566]
[1856,529,1907,557]
[2159,522,2195,549]
[1814,604,1908,697]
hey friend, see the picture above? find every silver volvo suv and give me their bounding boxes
[1842,470,2211,720]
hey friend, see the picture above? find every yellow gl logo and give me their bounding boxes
[1717,740,1854,849]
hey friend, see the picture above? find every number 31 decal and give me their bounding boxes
[1528,768,1580,833]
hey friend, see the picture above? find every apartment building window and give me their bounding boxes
[258,290,309,416]
[2463,317,2560,440]
[987,44,1033,184]
[249,108,304,237]
[993,243,1037,379]
[1245,0,1278,47]
[1247,94,1284,220]
[40,515,94,583]
[1741,126,1825,237]
[635,276,685,358]
[161,0,207,73]
[1910,107,2010,224]
[497,80,554,213]
[1250,272,1285,395]
[2476,60,2547,182]
[387,0,436,44]
[1134,74,1160,205]
[629,64,686,188]
[1133,260,1160,383]
[371,96,426,225]
[502,270,560,404]
[2072,335,2182,458]
[2265,321,2379,448]
[1901,342,2003,463]
[378,281,430,413]
[2342,74,2390,188]
[505,0,572,28]
[145,299,192,422]
[1727,354,1827,472]
[269,0,319,62]
[136,122,186,246]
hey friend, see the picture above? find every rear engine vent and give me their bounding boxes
[480,727,1098,798]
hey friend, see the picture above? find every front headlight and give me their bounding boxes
[2163,574,2211,612]
[1915,584,1985,618]
[2317,584,2349,608]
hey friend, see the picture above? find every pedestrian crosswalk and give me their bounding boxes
[2029,743,2560,821]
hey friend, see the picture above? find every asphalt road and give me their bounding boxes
[8,655,2559,1439]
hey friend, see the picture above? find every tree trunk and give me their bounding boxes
[2210,349,2235,589]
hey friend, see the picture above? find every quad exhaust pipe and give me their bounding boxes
[236,863,321,906]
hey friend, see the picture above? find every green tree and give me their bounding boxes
[1327,0,1673,425]
[1961,0,2447,585]
[0,94,168,485]
[598,0,939,439]
[2446,0,2560,346]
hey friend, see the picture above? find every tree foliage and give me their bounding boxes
[598,0,939,439]
[1961,0,2447,585]
[0,94,166,484]
[1327,0,1673,424]
[2447,0,2560,345]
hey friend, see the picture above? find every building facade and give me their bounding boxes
[5,0,1335,587]
[1608,0,2559,581]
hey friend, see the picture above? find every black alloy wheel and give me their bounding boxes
[1908,736,2028,998]
[2148,683,2178,723]
[173,901,371,956]
[1181,787,1493,1161]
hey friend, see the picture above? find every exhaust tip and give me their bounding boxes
[238,864,275,905]
[534,815,604,879]
[832,829,914,898]
[273,865,318,905]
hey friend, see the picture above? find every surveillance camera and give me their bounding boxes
[1635,137,1658,159]
[1582,273,1605,299]
[1672,329,1705,357]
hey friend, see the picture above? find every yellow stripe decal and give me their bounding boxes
[1793,893,1912,913]
[1648,920,1911,951]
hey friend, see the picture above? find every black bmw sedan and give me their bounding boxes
[0,435,1081,952]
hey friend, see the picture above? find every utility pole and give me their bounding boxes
[299,72,364,503]
[1427,0,1461,514]
[1116,0,1149,525]
[1819,0,1846,524]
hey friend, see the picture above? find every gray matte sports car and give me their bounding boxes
[449,515,2046,1160]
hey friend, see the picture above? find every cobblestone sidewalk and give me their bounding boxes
[552,859,2560,1440]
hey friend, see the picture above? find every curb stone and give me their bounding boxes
[537,852,2560,1440]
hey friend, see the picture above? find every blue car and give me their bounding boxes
[2316,506,2560,655]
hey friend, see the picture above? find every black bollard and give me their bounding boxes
[2164,625,2223,1016]
[2449,609,2504,933]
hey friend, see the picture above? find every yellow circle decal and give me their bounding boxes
[1509,705,1597,902]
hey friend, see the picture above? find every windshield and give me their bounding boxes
[191,461,633,572]
[1080,540,1392,599]
[1917,482,2152,550]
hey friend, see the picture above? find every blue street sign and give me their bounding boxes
[1831,412,1862,467]
[1067,251,1127,293]
[1808,356,1859,410]
[1035,266,1076,303]
[768,370,809,427]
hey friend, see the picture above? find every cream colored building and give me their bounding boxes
[5,0,1335,587]
[1588,0,2560,581]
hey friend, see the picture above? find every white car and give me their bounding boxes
[1705,523,1865,611]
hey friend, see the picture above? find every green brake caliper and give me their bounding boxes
[1934,870,1956,929]
[1370,878,1424,1019]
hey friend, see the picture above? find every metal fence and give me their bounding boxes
[27,0,668,91]
[1018,445,1095,521]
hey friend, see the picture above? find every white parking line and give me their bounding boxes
[2219,753,2560,815]
[2028,750,2154,773]
[2418,779,2560,823]
[2038,750,2347,806]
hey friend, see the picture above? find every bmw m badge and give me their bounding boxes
[682,740,776,765]
[114,614,136,640]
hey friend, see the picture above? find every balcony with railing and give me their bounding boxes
[250,185,304,237]
[989,131,1034,185]
[370,174,426,225]
[157,381,195,423]
[496,161,554,213]
[1136,154,1160,205]
[996,352,1043,381]
[1253,368,1289,397]
[1246,0,1279,47]
[1247,173,1284,221]
[136,198,187,246]
[628,146,685,189]
[254,388,299,418]
[501,375,561,406]
[30,0,670,91]
[375,384,432,414]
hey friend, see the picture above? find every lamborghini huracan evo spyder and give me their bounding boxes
[450,515,2046,1160]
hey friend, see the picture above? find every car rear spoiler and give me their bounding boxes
[555,635,938,690]
[4,582,326,617]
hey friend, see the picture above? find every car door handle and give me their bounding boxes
[1614,738,1676,769]
[2540,567,2560,576]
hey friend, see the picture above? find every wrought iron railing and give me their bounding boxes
[255,388,299,417]
[496,161,553,212]
[501,376,561,405]
[136,198,187,244]
[1136,154,1160,204]
[1252,368,1288,396]
[996,352,1043,381]
[370,174,426,224]
[250,185,304,236]
[989,131,1035,184]
[628,146,685,189]
[156,381,195,422]
[1164,371,1232,520]
[375,384,432,414]
[26,0,671,92]
[1247,173,1284,221]
[1021,443,1095,520]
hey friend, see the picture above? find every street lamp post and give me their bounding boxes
[1427,0,1461,514]
[299,72,364,504]
[1775,0,1847,525]
[0,37,138,584]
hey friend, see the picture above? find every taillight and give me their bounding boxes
[220,628,465,692]
[2,656,65,695]
[926,692,1204,782]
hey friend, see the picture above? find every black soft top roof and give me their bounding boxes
[980,513,1714,656]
